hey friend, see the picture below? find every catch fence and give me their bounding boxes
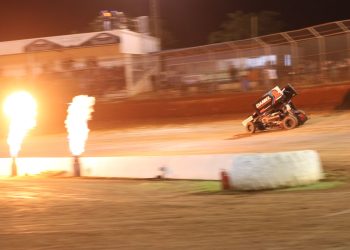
[152,19,350,93]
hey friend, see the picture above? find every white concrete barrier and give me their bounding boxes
[0,151,323,189]
[0,158,12,176]
[82,155,235,179]
[0,154,234,180]
[229,150,323,190]
[0,158,73,176]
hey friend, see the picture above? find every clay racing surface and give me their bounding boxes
[2,111,349,168]
[1,111,350,249]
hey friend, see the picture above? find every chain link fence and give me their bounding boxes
[152,20,350,95]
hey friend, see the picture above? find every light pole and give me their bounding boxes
[150,0,161,49]
[251,15,258,38]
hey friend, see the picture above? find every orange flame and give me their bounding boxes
[65,95,95,156]
[3,91,37,157]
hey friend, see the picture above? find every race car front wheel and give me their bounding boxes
[282,116,298,129]
[246,122,256,133]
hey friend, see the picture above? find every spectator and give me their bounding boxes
[263,65,278,89]
[238,68,250,92]
[229,66,238,82]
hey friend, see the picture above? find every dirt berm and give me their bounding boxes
[20,83,350,134]
[93,83,350,121]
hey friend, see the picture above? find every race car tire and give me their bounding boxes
[282,115,298,129]
[229,150,323,190]
[246,122,256,134]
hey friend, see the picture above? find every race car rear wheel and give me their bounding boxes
[246,122,256,134]
[282,115,298,129]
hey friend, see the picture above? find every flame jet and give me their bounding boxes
[3,91,37,176]
[65,95,95,176]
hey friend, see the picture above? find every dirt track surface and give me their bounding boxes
[1,111,349,169]
[1,111,350,249]
[1,178,350,250]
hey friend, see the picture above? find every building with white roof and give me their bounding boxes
[0,29,160,97]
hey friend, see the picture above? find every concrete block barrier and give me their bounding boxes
[0,151,323,192]
[0,155,234,180]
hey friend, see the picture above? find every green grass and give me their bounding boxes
[140,179,345,194]
[139,180,221,193]
[191,181,221,192]
[279,180,345,192]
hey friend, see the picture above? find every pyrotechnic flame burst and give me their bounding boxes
[3,91,37,157]
[65,95,95,156]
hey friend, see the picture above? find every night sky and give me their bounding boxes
[0,0,350,48]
